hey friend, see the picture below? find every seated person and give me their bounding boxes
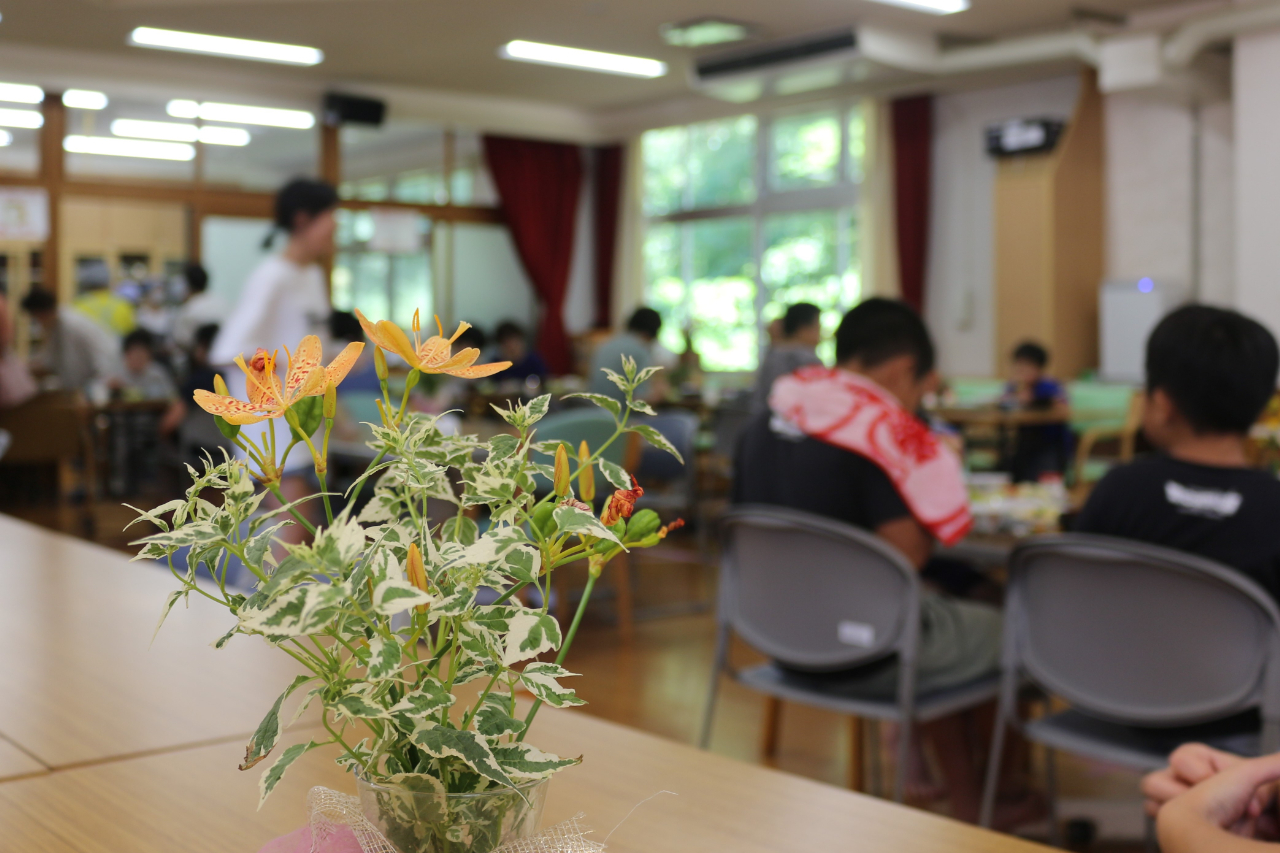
[733,298,1021,824]
[1075,305,1280,602]
[751,302,823,414]
[1001,340,1070,482]
[118,329,177,402]
[170,323,230,457]
[171,263,225,352]
[588,307,668,403]
[20,286,121,399]
[72,264,135,337]
[1142,743,1280,852]
[490,321,547,384]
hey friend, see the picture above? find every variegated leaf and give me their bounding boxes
[519,662,585,708]
[372,578,433,616]
[366,634,403,680]
[491,742,580,780]
[240,674,315,771]
[410,723,515,790]
[558,392,621,418]
[552,506,622,545]
[627,424,683,464]
[502,611,562,666]
[389,680,454,731]
[258,739,324,808]
[597,458,632,491]
[474,703,525,740]
[332,689,391,721]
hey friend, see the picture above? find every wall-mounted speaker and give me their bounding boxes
[323,92,386,127]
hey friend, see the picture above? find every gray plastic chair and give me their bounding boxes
[700,505,1001,802]
[979,534,1280,840]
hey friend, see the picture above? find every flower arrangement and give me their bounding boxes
[130,311,683,852]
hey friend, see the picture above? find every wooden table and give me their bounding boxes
[0,514,307,772]
[0,515,1048,852]
[0,708,1049,853]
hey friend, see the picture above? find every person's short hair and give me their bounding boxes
[782,302,822,337]
[329,311,364,344]
[494,321,525,344]
[265,179,339,247]
[626,307,663,339]
[834,298,935,379]
[193,323,220,351]
[20,287,56,314]
[1012,341,1049,368]
[1146,304,1279,434]
[123,328,155,354]
[184,263,209,294]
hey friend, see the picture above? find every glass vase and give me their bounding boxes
[355,776,549,853]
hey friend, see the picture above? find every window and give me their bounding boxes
[642,105,865,372]
[331,209,432,330]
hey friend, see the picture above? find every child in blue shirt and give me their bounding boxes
[1002,341,1070,482]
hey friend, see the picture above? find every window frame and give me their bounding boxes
[642,100,866,372]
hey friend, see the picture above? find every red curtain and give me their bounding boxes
[482,135,583,374]
[891,96,933,314]
[592,145,624,329]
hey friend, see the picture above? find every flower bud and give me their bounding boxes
[553,443,571,496]
[213,373,229,397]
[374,347,389,382]
[577,440,595,503]
[406,543,429,613]
[405,369,420,391]
[323,383,337,419]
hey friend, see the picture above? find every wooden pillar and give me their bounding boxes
[39,94,66,301]
[993,69,1105,379]
[320,122,341,186]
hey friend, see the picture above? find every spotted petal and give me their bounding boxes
[437,348,480,372]
[324,342,365,387]
[237,353,283,409]
[284,336,323,402]
[444,360,512,379]
[193,390,269,425]
[416,335,453,369]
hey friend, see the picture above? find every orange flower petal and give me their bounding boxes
[375,319,421,368]
[193,390,268,425]
[324,342,365,387]
[417,335,452,369]
[354,309,390,351]
[437,348,480,371]
[442,360,512,379]
[284,336,323,401]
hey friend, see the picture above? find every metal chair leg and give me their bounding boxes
[1046,747,1061,848]
[760,696,783,764]
[697,623,730,749]
[847,716,864,791]
[868,720,884,798]
[893,721,911,803]
[979,705,1009,828]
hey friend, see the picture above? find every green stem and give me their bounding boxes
[316,471,335,526]
[346,448,388,509]
[266,483,317,536]
[491,581,528,607]
[520,571,597,738]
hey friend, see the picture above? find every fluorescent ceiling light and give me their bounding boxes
[166,99,314,129]
[63,89,108,110]
[0,82,43,105]
[865,0,969,14]
[112,118,251,147]
[0,130,12,147]
[64,135,195,161]
[0,107,42,129]
[128,26,323,66]
[499,40,666,78]
[197,125,250,146]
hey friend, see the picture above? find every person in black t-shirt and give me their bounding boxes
[733,299,1037,827]
[1076,304,1280,602]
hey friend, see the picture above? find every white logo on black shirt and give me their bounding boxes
[1164,480,1243,519]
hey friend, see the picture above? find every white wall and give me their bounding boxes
[1234,29,1280,338]
[925,74,1081,377]
[1200,100,1235,306]
[200,216,274,310]
[452,223,537,331]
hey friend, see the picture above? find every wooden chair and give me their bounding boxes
[0,390,98,536]
[1070,387,1144,495]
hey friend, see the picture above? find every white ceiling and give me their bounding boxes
[0,0,1181,111]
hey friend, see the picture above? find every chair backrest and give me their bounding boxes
[635,410,699,484]
[0,391,91,465]
[1007,534,1280,728]
[948,377,1005,408]
[1066,381,1140,433]
[719,505,920,672]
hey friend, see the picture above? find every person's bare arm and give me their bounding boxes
[1158,753,1280,852]
[875,515,933,570]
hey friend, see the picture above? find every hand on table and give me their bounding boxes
[1157,751,1280,851]
[1143,743,1246,817]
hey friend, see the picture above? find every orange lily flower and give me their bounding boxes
[193,335,364,425]
[354,309,510,378]
[601,479,644,527]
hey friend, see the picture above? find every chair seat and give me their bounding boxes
[1024,708,1262,773]
[735,662,1001,724]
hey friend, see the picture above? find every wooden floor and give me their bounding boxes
[4,497,1148,851]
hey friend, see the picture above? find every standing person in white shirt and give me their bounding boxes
[209,179,339,525]
[170,263,225,352]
